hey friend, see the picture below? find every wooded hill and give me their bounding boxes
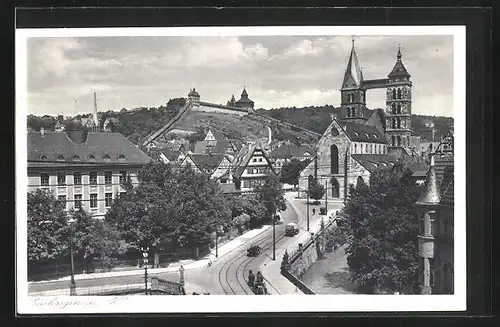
[27,100,453,145]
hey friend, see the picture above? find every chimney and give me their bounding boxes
[93,92,99,132]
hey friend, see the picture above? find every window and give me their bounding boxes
[74,194,82,209]
[57,173,66,186]
[391,103,396,114]
[247,168,253,174]
[57,155,64,161]
[258,158,262,162]
[74,172,82,185]
[40,155,48,160]
[331,127,339,136]
[397,118,401,128]
[73,155,81,161]
[89,154,96,161]
[105,193,113,207]
[397,88,402,99]
[90,172,97,185]
[330,145,339,174]
[119,171,127,184]
[397,104,401,114]
[392,89,396,99]
[392,118,396,129]
[397,136,402,147]
[419,213,426,235]
[352,108,356,117]
[41,174,49,186]
[429,211,436,236]
[90,193,98,208]
[58,195,66,209]
[360,144,363,153]
[354,143,357,153]
[429,258,435,287]
[369,144,372,153]
[105,171,112,185]
[103,154,111,161]
[118,155,126,161]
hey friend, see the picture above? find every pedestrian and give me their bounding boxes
[248,270,255,287]
[312,208,316,215]
[256,271,264,284]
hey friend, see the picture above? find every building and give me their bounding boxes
[232,144,277,192]
[268,142,316,173]
[187,87,253,117]
[180,153,233,183]
[415,130,454,294]
[27,130,151,218]
[298,40,427,201]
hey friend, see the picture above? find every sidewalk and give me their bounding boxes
[259,193,343,295]
[29,225,272,285]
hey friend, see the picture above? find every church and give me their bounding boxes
[298,40,426,201]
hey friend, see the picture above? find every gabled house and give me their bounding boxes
[180,153,232,182]
[232,144,277,192]
[268,142,316,173]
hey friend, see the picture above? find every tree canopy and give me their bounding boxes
[254,176,287,218]
[306,177,325,201]
[106,162,232,252]
[340,168,421,294]
[280,158,310,186]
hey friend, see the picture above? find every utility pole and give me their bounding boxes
[272,210,276,260]
[141,247,149,295]
[307,193,310,231]
[325,180,328,215]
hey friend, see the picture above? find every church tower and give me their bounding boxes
[385,47,412,149]
[340,39,367,123]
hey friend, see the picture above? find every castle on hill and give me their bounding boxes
[186,87,255,117]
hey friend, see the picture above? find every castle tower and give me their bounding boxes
[385,47,412,149]
[235,88,255,112]
[340,39,367,123]
[187,88,200,107]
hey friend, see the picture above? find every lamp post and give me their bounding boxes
[141,247,149,295]
[325,180,328,215]
[68,217,76,296]
[272,210,276,261]
[306,193,310,232]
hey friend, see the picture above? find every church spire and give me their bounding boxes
[341,37,363,89]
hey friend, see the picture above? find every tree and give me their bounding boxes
[27,189,69,263]
[280,158,309,187]
[306,177,325,203]
[106,162,232,259]
[340,168,421,294]
[254,176,286,219]
[226,194,267,228]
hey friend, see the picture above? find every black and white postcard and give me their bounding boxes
[16,25,466,314]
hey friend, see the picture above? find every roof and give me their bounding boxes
[28,131,151,167]
[351,154,399,173]
[161,148,182,162]
[417,154,454,206]
[218,183,240,194]
[208,129,227,141]
[198,101,248,112]
[188,88,200,97]
[194,140,231,155]
[388,49,411,78]
[338,120,387,144]
[235,88,254,105]
[269,144,316,159]
[341,42,364,88]
[233,145,276,179]
[187,153,226,173]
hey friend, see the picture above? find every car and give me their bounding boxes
[274,213,284,225]
[247,245,262,257]
[285,223,299,236]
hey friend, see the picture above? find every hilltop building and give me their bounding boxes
[27,130,150,218]
[299,40,427,200]
[187,87,254,117]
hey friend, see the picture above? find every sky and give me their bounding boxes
[26,34,454,117]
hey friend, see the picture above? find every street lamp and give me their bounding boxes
[306,192,310,232]
[324,180,328,215]
[215,225,223,258]
[141,246,149,295]
[67,217,76,296]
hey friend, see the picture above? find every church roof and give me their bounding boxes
[338,120,387,144]
[28,131,151,167]
[342,42,364,88]
[351,154,399,173]
[235,88,254,105]
[388,48,411,78]
[269,144,316,159]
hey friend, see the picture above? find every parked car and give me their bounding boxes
[285,223,299,236]
[247,245,262,257]
[274,213,284,225]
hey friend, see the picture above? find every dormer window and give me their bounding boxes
[40,155,48,160]
[372,134,377,139]
[364,133,369,139]
[118,154,126,161]
[73,155,81,161]
[89,154,96,161]
[353,131,359,137]
[103,154,111,161]
[57,155,64,161]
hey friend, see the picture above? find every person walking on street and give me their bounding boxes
[312,208,316,215]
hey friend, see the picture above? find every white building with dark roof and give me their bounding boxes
[28,130,151,218]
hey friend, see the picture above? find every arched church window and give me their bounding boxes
[346,108,350,117]
[392,89,396,99]
[392,103,396,114]
[352,108,356,117]
[357,176,364,187]
[397,118,401,128]
[330,145,339,174]
[391,136,396,147]
[397,136,402,146]
[331,127,339,136]
[392,118,396,129]
[397,104,401,114]
[397,88,402,99]
[331,178,340,198]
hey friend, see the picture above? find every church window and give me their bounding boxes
[397,104,401,114]
[397,118,401,128]
[330,145,339,174]
[356,176,364,187]
[391,136,396,147]
[392,89,396,99]
[397,88,402,99]
[392,119,396,129]
[407,136,410,146]
[391,103,396,114]
[331,127,339,136]
[346,108,350,117]
[352,108,356,116]
[331,178,340,198]
[397,136,402,146]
